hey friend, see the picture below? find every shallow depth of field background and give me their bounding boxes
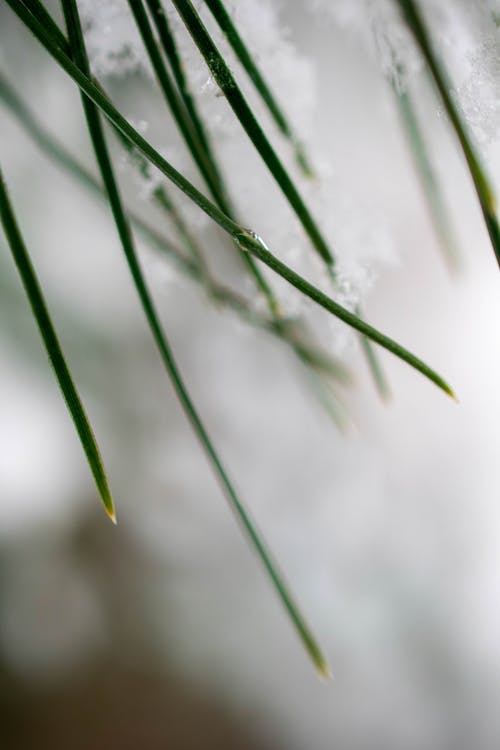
[1,2,500,749]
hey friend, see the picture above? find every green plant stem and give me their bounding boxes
[60,0,330,676]
[397,0,500,268]
[170,0,335,271]
[395,81,461,273]
[6,0,452,393]
[202,0,314,177]
[0,168,116,523]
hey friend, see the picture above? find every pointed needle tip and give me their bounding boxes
[107,507,118,525]
[440,380,458,402]
[317,659,333,681]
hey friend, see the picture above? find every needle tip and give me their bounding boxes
[316,658,333,681]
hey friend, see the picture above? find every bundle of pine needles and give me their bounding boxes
[1,0,497,676]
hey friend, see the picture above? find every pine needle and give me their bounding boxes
[0,70,351,387]
[170,0,335,271]
[127,0,280,317]
[180,0,393,398]
[0,168,116,524]
[397,0,500,269]
[60,0,330,677]
[395,82,461,274]
[202,0,315,177]
[236,229,455,398]
[6,0,452,392]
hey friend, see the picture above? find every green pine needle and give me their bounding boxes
[5,0,448,396]
[203,0,315,178]
[1,0,467,679]
[170,0,335,270]
[126,0,227,207]
[126,0,280,317]
[395,83,461,274]
[397,0,500,269]
[0,70,351,389]
[145,0,230,198]
[60,0,330,677]
[0,168,117,524]
[357,310,392,402]
[236,229,455,399]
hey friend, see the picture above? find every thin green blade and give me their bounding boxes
[145,0,226,181]
[395,84,461,274]
[170,0,335,269]
[0,169,116,523]
[358,329,392,402]
[397,0,500,268]
[236,229,455,399]
[203,0,315,177]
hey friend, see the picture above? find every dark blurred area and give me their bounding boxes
[0,512,274,750]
